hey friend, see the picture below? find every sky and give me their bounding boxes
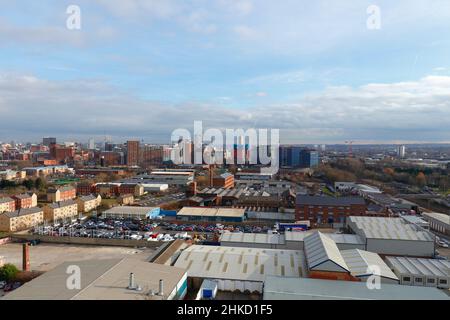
[1,0,450,144]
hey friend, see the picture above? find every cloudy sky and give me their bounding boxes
[1,0,450,144]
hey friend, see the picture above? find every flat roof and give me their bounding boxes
[385,256,450,278]
[177,207,245,218]
[284,231,365,245]
[347,216,434,241]
[263,276,450,300]
[3,258,186,300]
[174,245,307,282]
[103,206,159,216]
[340,249,398,281]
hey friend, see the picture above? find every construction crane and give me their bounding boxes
[345,141,354,158]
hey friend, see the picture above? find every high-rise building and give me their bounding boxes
[88,138,95,150]
[126,140,140,166]
[398,145,406,158]
[280,146,319,168]
[43,137,56,147]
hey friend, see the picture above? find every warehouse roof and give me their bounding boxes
[3,258,186,300]
[340,249,399,281]
[174,245,306,282]
[3,207,43,218]
[296,195,366,206]
[385,256,450,278]
[263,276,450,300]
[422,212,450,226]
[220,232,285,245]
[347,216,434,241]
[304,232,349,272]
[284,231,365,246]
[103,206,159,216]
[177,207,245,218]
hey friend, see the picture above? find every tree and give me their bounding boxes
[416,172,427,188]
[35,177,47,190]
[0,263,19,282]
[22,179,34,190]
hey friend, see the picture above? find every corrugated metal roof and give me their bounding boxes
[385,256,450,278]
[177,207,245,218]
[340,249,398,280]
[304,232,349,272]
[422,212,450,226]
[174,245,306,282]
[347,216,434,241]
[220,232,285,245]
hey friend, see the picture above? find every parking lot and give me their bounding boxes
[135,192,186,207]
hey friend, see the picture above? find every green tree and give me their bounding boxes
[0,263,19,281]
[35,177,47,190]
[22,179,34,190]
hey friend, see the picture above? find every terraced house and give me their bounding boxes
[0,197,16,213]
[0,207,44,232]
[47,186,76,202]
[76,195,102,213]
[12,193,37,209]
[44,199,78,222]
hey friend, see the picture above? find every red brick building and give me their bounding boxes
[47,186,76,202]
[12,193,37,209]
[212,173,235,189]
[126,140,140,166]
[296,195,366,224]
[76,182,95,196]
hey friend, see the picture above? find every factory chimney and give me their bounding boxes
[22,243,30,272]
[158,279,164,296]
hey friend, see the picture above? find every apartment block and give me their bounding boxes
[0,197,16,213]
[12,193,37,209]
[44,200,78,222]
[0,207,44,232]
[47,186,76,202]
[76,195,102,213]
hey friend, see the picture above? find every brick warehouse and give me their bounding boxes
[296,195,366,224]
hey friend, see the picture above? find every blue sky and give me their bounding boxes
[1,0,450,143]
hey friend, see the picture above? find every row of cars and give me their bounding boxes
[162,223,271,234]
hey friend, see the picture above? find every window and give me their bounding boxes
[439,279,447,285]
[402,276,411,282]
[415,277,423,283]
[427,279,435,284]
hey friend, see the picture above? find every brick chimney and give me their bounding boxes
[22,243,30,272]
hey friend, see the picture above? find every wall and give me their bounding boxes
[11,234,164,248]
[366,238,435,257]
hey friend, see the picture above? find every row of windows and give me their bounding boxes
[402,276,447,285]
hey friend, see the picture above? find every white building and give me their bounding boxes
[346,216,435,257]
[385,256,450,289]
[174,245,307,293]
[422,212,450,236]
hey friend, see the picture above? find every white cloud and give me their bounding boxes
[1,73,450,143]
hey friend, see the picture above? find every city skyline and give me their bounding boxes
[1,1,450,143]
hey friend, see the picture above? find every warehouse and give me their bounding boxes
[422,212,450,236]
[263,276,450,300]
[174,245,307,293]
[220,232,285,249]
[3,258,187,300]
[340,249,399,284]
[176,207,246,222]
[102,206,160,220]
[385,256,450,289]
[303,232,353,280]
[219,231,365,251]
[346,216,435,257]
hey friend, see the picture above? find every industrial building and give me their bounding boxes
[340,249,399,284]
[263,277,450,300]
[176,207,246,222]
[219,231,365,251]
[174,245,307,293]
[102,206,161,220]
[385,256,450,289]
[3,258,187,300]
[422,212,450,236]
[346,216,435,257]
